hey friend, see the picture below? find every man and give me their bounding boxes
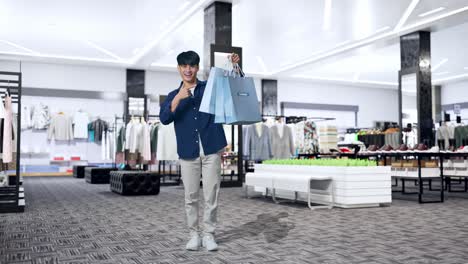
[160,50,240,251]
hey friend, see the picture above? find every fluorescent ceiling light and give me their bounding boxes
[178,1,191,11]
[132,0,212,64]
[323,0,332,31]
[418,7,446,17]
[395,0,420,31]
[434,73,468,83]
[83,40,123,61]
[374,26,391,33]
[336,40,352,46]
[399,5,468,33]
[256,56,268,73]
[464,67,468,70]
[432,58,448,72]
[0,40,38,54]
[0,50,129,64]
[273,30,395,75]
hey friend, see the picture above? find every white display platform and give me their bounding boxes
[247,164,392,208]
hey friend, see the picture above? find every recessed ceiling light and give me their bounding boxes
[464,67,468,70]
[418,7,446,17]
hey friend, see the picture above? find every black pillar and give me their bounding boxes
[400,31,433,146]
[126,69,147,120]
[432,85,442,124]
[261,79,278,116]
[203,1,232,74]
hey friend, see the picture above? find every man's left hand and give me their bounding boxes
[230,53,240,64]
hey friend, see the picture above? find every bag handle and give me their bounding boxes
[232,63,245,78]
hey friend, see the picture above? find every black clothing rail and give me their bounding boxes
[0,71,23,213]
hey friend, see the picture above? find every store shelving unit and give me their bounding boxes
[0,71,24,213]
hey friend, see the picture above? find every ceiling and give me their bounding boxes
[1,0,468,88]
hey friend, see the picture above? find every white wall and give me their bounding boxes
[277,80,399,128]
[0,60,126,168]
[442,80,468,105]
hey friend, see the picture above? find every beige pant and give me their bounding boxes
[180,153,222,236]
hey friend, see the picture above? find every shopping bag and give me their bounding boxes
[200,67,225,114]
[214,75,229,123]
[225,74,262,125]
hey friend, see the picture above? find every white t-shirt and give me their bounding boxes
[73,111,89,139]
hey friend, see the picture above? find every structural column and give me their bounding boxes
[400,31,433,146]
[203,1,232,74]
[262,79,278,116]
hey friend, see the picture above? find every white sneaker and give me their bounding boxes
[186,234,201,251]
[202,234,218,251]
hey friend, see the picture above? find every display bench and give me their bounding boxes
[246,164,391,209]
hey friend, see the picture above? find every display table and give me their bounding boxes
[110,171,160,195]
[246,164,391,208]
[85,167,118,184]
[73,165,97,178]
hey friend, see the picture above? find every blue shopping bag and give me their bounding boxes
[200,67,226,114]
[214,75,229,123]
[225,75,262,125]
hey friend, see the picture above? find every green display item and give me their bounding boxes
[263,159,376,167]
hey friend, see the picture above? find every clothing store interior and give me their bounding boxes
[2,0,468,263]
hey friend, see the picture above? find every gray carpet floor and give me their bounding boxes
[2,177,468,264]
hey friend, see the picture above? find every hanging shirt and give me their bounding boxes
[156,122,178,161]
[141,123,152,161]
[31,103,50,130]
[73,111,89,139]
[2,95,13,163]
[244,124,272,161]
[269,124,295,159]
[47,113,73,141]
[20,105,32,130]
[91,119,108,142]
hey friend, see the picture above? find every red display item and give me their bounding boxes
[53,157,65,161]
[70,156,81,161]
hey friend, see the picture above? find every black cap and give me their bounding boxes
[177,51,200,66]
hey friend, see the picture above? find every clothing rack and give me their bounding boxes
[0,71,24,213]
